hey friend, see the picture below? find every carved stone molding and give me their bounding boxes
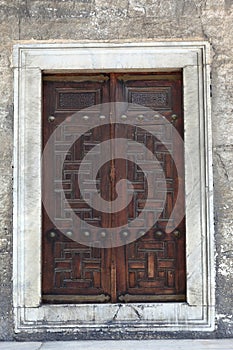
[13,41,214,335]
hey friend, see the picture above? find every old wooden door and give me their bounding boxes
[42,72,185,303]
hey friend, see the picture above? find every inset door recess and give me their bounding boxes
[42,72,185,304]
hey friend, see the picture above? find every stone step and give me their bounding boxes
[0,339,232,350]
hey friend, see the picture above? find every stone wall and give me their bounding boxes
[0,0,233,340]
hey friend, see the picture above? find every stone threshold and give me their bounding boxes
[0,339,232,350]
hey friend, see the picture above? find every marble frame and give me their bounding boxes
[13,41,215,334]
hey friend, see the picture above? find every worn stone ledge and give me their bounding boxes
[0,339,233,350]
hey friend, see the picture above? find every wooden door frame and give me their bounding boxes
[13,42,215,335]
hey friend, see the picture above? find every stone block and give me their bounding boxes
[0,196,13,341]
[19,0,96,19]
[205,0,226,14]
[211,65,233,146]
[0,68,13,104]
[225,0,233,11]
[117,15,206,40]
[0,1,19,42]
[0,0,19,21]
[0,130,12,175]
[127,0,146,17]
[213,145,233,318]
[18,17,100,40]
[0,47,12,69]
[0,20,19,42]
[0,175,12,214]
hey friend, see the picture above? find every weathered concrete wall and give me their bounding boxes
[0,0,233,340]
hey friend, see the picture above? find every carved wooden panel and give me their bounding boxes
[43,231,110,300]
[42,72,185,304]
[57,89,100,111]
[126,236,176,290]
[128,87,171,109]
[114,73,185,301]
[114,123,185,300]
[42,75,111,302]
[53,124,111,229]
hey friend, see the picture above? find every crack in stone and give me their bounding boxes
[215,152,229,181]
[129,305,142,320]
[112,304,142,321]
[112,304,122,321]
[221,250,233,258]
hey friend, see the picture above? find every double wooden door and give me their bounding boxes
[42,72,186,303]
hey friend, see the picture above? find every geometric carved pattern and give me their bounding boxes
[42,72,185,303]
[60,126,109,228]
[60,123,173,229]
[128,87,171,110]
[50,120,179,299]
[54,240,103,293]
[58,91,98,110]
[57,122,173,227]
[42,77,111,302]
[126,232,176,293]
[114,123,179,300]
[117,124,174,226]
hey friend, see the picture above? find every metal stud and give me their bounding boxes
[48,115,55,122]
[171,114,178,123]
[100,231,107,238]
[155,229,164,237]
[99,115,106,120]
[83,230,90,237]
[83,115,89,120]
[173,229,181,238]
[153,113,160,119]
[66,231,73,237]
[49,231,56,238]
[137,114,144,121]
[121,114,128,120]
[121,231,129,238]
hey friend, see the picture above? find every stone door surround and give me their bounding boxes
[13,41,214,335]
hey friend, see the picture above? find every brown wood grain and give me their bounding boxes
[42,72,186,303]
